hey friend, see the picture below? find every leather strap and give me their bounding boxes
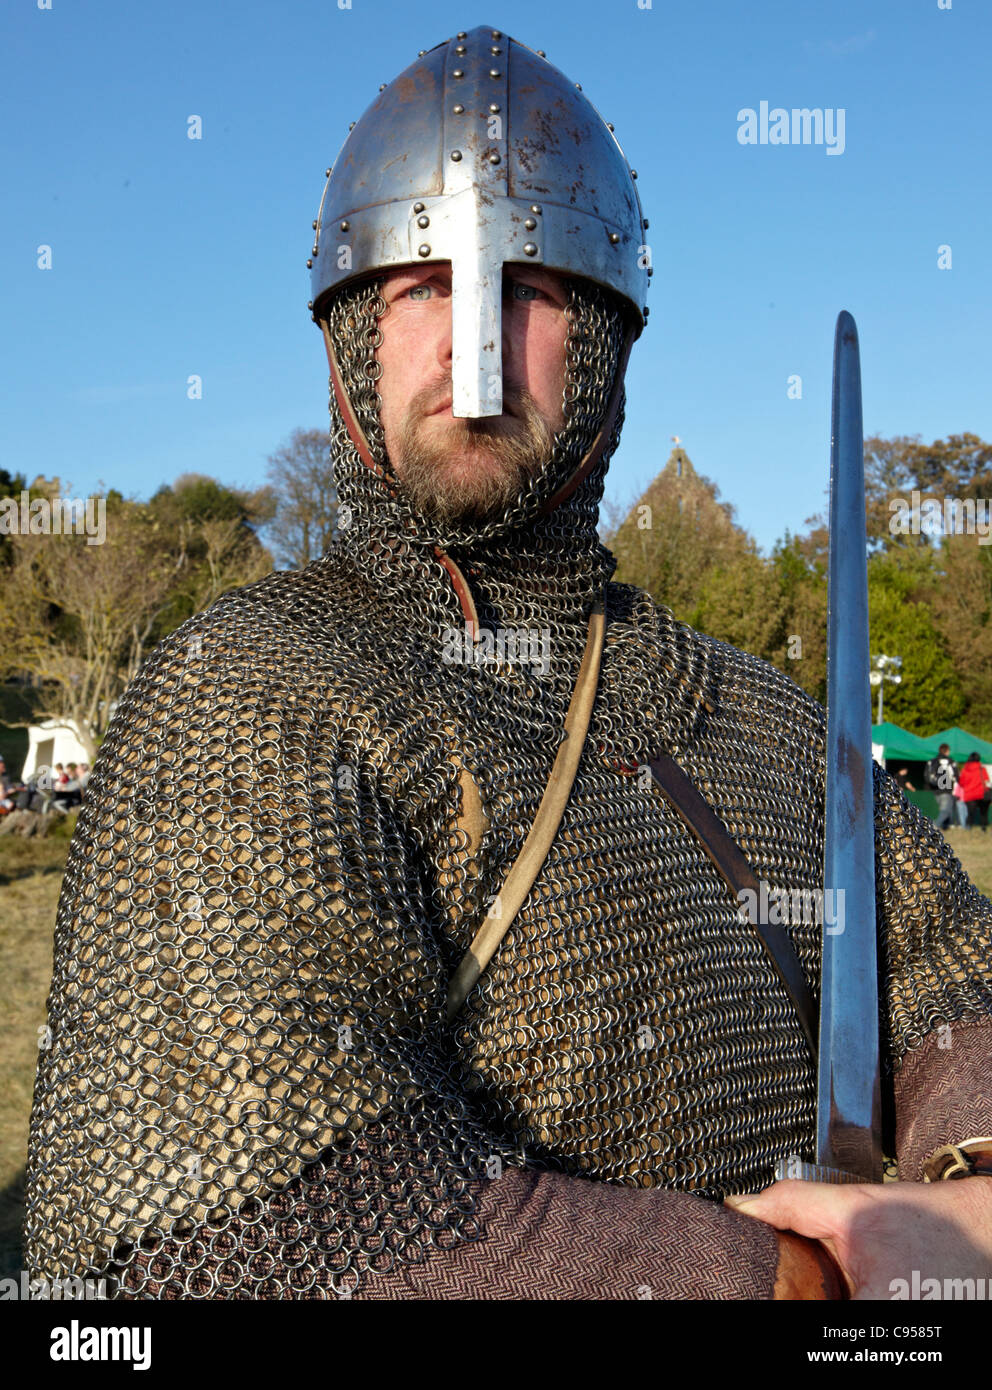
[923,1137,992,1181]
[646,755,819,1063]
[446,593,606,1022]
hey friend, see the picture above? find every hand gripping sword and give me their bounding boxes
[775,311,884,1187]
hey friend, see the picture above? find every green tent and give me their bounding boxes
[871,723,935,762]
[924,727,992,763]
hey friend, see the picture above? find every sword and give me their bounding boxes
[774,311,883,1186]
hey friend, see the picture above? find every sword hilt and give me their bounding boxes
[767,1156,866,1300]
[773,1158,871,1184]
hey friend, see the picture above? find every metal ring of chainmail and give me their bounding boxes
[24,274,992,1299]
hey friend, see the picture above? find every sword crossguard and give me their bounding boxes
[773,1158,870,1184]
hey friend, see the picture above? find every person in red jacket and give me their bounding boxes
[959,751,991,830]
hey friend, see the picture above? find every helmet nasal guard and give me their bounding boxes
[309,25,649,419]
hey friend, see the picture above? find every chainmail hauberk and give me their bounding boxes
[23,26,992,1300]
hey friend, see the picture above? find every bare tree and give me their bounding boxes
[0,502,182,760]
[265,429,340,570]
[0,479,273,759]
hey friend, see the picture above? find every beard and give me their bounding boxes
[389,380,556,526]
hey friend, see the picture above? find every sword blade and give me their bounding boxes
[816,310,882,1181]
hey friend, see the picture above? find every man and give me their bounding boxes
[25,27,992,1301]
[926,742,959,830]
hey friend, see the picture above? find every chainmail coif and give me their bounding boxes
[24,276,992,1299]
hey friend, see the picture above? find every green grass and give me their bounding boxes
[0,819,73,1278]
[1,817,991,1281]
[942,825,992,898]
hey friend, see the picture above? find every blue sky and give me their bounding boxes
[2,0,988,553]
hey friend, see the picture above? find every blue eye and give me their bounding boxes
[408,285,433,301]
[510,282,539,301]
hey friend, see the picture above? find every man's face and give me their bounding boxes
[372,263,570,525]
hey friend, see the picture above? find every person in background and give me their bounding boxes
[0,758,16,813]
[958,752,991,831]
[925,743,959,830]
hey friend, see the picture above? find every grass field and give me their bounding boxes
[1,818,991,1282]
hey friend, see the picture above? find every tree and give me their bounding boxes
[609,448,754,622]
[923,535,992,739]
[691,550,789,665]
[146,473,275,640]
[265,429,341,570]
[865,548,964,733]
[0,467,28,571]
[0,475,275,758]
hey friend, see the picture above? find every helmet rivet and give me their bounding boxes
[306,258,312,268]
[488,153,501,164]
[524,218,537,230]
[311,220,317,230]
[608,232,620,245]
[312,244,318,255]
[340,220,350,232]
[607,123,615,132]
[453,67,464,78]
[457,31,467,39]
[647,268,654,277]
[413,202,425,213]
[308,300,313,310]
[492,29,502,39]
[631,169,638,178]
[452,103,465,114]
[537,50,546,57]
[489,68,501,79]
[490,46,501,55]
[326,167,332,176]
[523,243,538,257]
[417,214,430,228]
[643,307,650,317]
[418,50,426,57]
[576,83,582,90]
[451,149,463,161]
[455,45,466,55]
[418,244,431,258]
[643,218,650,229]
[349,122,356,130]
[530,205,542,215]
[489,103,501,113]
[379,84,387,92]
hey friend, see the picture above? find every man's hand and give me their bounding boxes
[725,1176,992,1300]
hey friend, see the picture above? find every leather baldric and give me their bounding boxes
[645,755,819,1063]
[449,599,819,1065]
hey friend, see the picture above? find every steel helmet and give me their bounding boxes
[309,24,649,419]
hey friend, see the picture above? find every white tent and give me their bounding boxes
[20,720,91,781]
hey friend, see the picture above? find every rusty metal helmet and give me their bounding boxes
[308,24,649,419]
